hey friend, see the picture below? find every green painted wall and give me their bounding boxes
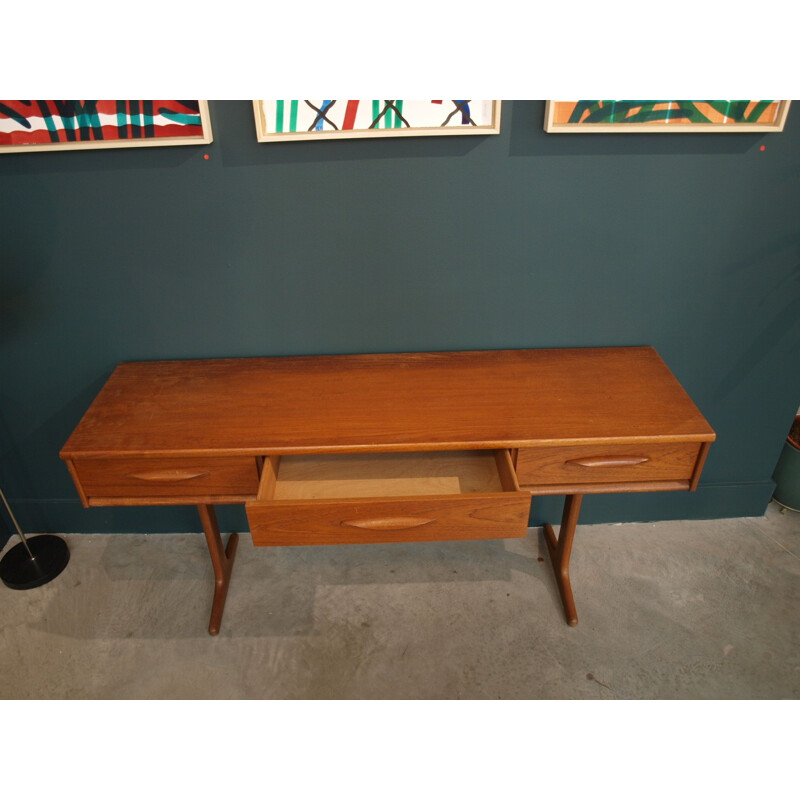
[1,100,799,540]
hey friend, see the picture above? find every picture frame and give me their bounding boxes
[0,101,213,153]
[253,100,501,142]
[544,101,791,133]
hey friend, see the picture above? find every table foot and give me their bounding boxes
[543,494,583,627]
[197,504,239,636]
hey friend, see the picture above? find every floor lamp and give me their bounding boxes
[0,485,69,589]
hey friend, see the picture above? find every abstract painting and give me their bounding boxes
[253,100,501,142]
[544,101,790,133]
[0,101,213,153]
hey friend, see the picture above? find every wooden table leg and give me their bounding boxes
[543,494,583,627]
[197,504,239,636]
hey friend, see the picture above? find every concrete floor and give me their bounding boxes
[1,501,797,699]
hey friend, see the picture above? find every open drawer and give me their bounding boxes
[246,450,531,546]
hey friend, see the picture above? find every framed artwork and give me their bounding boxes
[0,101,213,153]
[253,100,501,142]
[544,101,791,133]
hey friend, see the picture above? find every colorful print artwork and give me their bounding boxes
[544,101,791,133]
[0,101,213,153]
[254,100,501,142]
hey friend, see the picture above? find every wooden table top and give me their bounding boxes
[61,347,715,459]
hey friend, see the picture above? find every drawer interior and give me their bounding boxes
[257,449,519,501]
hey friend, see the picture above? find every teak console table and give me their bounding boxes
[61,347,715,635]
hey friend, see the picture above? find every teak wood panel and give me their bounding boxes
[72,456,260,502]
[515,442,701,488]
[247,494,531,546]
[60,347,715,459]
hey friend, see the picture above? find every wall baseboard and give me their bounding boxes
[0,482,776,544]
[531,481,776,526]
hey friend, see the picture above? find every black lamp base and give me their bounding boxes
[0,535,70,590]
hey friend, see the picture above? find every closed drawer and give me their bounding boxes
[73,456,260,500]
[247,450,530,546]
[515,442,701,488]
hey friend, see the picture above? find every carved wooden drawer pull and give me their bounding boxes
[126,469,211,482]
[341,516,436,531]
[566,456,650,468]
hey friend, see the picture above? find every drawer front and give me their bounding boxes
[247,492,530,546]
[74,456,260,500]
[516,442,701,487]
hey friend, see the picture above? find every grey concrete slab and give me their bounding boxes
[1,502,797,699]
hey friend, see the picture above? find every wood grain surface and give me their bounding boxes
[248,493,531,546]
[515,442,701,486]
[61,347,715,459]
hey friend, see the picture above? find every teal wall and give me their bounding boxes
[1,100,799,540]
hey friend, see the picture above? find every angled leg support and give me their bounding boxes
[197,504,239,636]
[543,494,583,627]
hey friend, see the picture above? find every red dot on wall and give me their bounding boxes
[760,145,766,151]
[204,154,210,160]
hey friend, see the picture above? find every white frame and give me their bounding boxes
[253,100,502,142]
